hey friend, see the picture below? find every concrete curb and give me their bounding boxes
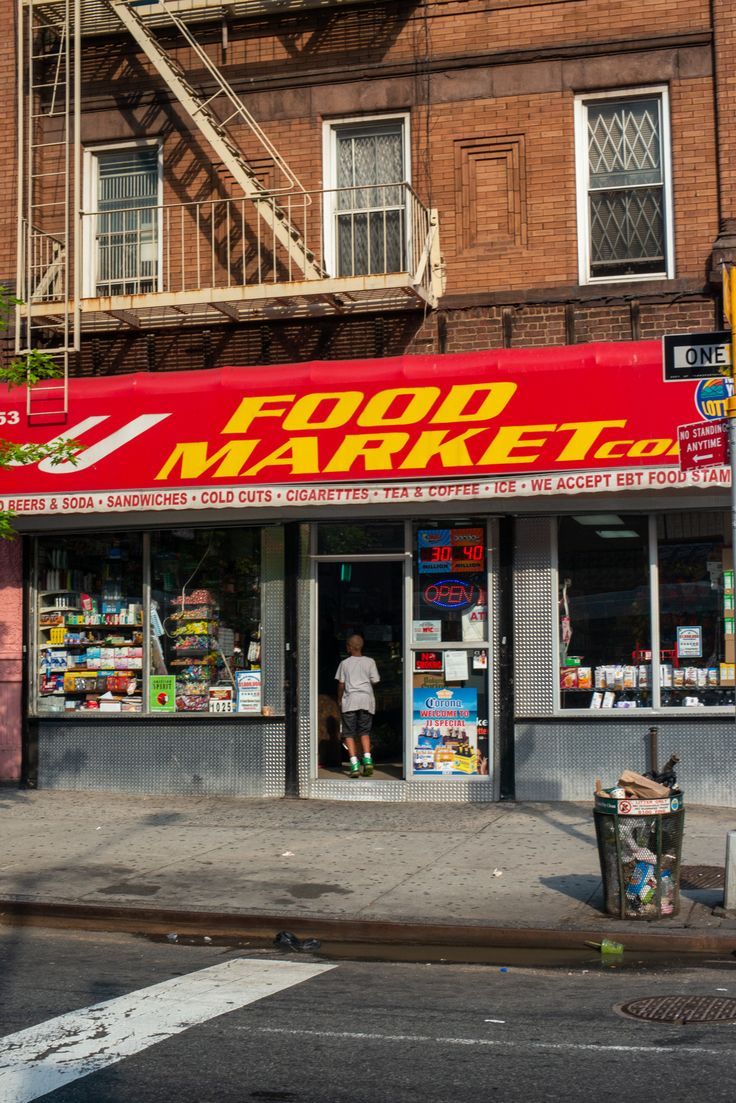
[1,899,735,955]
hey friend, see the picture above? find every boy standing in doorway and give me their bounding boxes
[336,634,380,778]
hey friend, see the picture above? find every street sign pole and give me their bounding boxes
[726,267,736,587]
[724,266,736,734]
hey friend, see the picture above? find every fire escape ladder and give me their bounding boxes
[105,0,324,280]
[16,0,81,420]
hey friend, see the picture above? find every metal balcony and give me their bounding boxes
[21,184,442,332]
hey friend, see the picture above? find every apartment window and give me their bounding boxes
[325,117,409,277]
[575,90,673,283]
[85,144,161,297]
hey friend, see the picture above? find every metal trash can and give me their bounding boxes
[594,791,684,919]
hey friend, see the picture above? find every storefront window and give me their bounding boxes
[557,511,735,711]
[36,533,144,714]
[34,527,263,717]
[657,512,734,707]
[411,523,490,775]
[557,515,651,709]
[150,529,261,714]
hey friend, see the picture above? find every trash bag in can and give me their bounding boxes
[594,791,684,919]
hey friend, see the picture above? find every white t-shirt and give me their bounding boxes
[335,655,380,714]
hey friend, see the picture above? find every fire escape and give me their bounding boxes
[16,0,444,418]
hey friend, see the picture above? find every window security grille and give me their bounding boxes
[335,123,405,277]
[95,148,159,296]
[587,97,666,279]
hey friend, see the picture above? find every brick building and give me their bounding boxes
[0,0,734,804]
[7,0,735,374]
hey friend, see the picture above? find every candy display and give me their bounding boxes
[37,537,144,714]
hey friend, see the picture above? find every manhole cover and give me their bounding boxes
[680,865,725,890]
[618,995,736,1024]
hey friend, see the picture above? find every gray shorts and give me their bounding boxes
[342,709,373,738]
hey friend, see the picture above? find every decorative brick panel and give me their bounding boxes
[454,135,527,252]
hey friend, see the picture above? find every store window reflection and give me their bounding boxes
[657,511,734,706]
[150,529,262,714]
[558,515,651,709]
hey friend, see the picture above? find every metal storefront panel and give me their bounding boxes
[261,526,285,713]
[304,778,494,802]
[37,719,285,797]
[297,524,314,792]
[488,517,501,796]
[514,517,555,716]
[514,719,736,806]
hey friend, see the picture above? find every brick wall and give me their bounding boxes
[0,3,17,290]
[713,0,736,227]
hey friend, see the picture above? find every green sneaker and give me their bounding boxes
[348,760,360,778]
[362,757,374,777]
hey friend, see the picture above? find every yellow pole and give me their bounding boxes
[728,264,736,445]
[727,269,736,720]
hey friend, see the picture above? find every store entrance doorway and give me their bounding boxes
[317,560,404,780]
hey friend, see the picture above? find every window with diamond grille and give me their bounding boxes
[334,122,406,278]
[93,147,161,296]
[583,95,669,280]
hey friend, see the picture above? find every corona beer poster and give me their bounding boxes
[412,686,478,775]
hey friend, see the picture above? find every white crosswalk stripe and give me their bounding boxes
[0,957,334,1103]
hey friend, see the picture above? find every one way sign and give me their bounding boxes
[663,331,731,380]
[678,419,729,471]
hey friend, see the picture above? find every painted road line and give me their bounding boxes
[0,958,335,1103]
[256,1026,736,1059]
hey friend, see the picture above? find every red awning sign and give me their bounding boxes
[0,342,732,518]
[677,419,729,471]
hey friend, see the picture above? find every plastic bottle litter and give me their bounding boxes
[585,938,624,955]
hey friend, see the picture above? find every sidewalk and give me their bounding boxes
[0,789,734,952]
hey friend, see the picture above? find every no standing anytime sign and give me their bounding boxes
[677,419,729,472]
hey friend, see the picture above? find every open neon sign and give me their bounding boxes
[423,579,478,609]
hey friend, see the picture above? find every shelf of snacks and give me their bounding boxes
[560,661,735,708]
[36,537,144,714]
[38,617,144,712]
[167,594,220,712]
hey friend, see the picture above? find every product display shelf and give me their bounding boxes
[38,605,144,714]
[168,599,218,712]
[66,622,144,631]
[39,589,81,616]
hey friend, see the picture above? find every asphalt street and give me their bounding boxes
[1,926,736,1102]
